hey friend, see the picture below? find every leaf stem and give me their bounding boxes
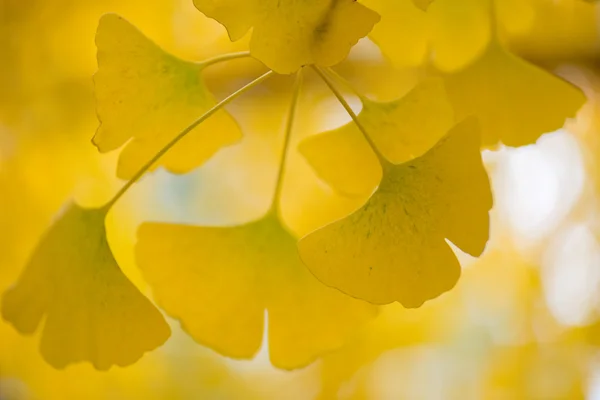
[311,65,389,167]
[272,70,303,213]
[199,51,252,68]
[103,70,274,211]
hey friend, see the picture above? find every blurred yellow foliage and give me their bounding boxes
[1,0,600,399]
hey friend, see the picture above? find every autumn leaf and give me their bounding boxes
[93,14,243,179]
[442,40,586,147]
[1,203,170,370]
[192,0,381,74]
[299,114,492,307]
[136,214,375,369]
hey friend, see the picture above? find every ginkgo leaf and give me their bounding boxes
[1,203,170,370]
[193,0,380,74]
[136,214,375,369]
[93,14,241,179]
[443,40,586,147]
[298,118,492,307]
[299,78,455,196]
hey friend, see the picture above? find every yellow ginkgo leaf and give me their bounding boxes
[299,78,455,196]
[443,40,586,147]
[1,203,170,370]
[193,0,380,74]
[136,214,376,369]
[93,14,241,179]
[298,118,492,307]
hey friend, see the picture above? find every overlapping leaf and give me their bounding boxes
[1,203,170,370]
[367,0,588,72]
[193,0,380,74]
[340,0,585,148]
[94,14,241,179]
[299,118,492,307]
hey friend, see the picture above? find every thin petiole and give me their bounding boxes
[199,51,252,68]
[103,69,274,211]
[272,70,304,213]
[311,65,388,167]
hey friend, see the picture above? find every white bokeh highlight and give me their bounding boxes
[493,130,585,250]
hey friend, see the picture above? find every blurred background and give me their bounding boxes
[1,0,600,399]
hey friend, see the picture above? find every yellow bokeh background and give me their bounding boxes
[1,0,600,399]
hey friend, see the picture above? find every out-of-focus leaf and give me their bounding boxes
[507,0,599,62]
[367,0,588,72]
[443,41,586,147]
